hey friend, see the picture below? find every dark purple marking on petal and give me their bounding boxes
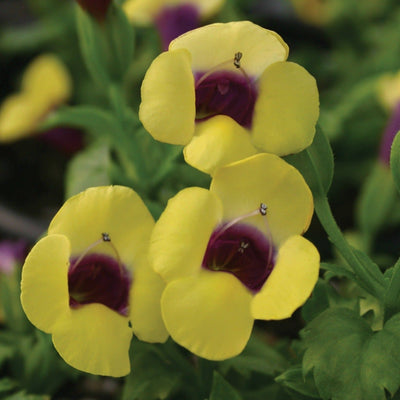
[155,4,200,51]
[379,100,400,165]
[68,253,131,316]
[195,70,258,128]
[202,222,275,292]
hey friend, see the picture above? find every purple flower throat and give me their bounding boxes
[68,234,131,316]
[202,206,275,292]
[195,53,258,128]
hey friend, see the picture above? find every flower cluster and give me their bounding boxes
[20,20,320,376]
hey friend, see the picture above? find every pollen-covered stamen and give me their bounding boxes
[195,52,258,128]
[202,203,276,292]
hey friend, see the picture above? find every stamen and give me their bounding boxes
[212,203,269,243]
[195,52,250,89]
[234,52,242,69]
[70,232,123,275]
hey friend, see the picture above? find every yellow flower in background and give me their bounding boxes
[124,0,224,25]
[21,186,168,377]
[150,154,319,360]
[140,21,319,175]
[288,0,327,26]
[124,0,225,50]
[0,54,71,143]
[377,71,400,112]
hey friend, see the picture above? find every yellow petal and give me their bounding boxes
[170,21,288,77]
[251,235,319,320]
[184,115,258,175]
[150,187,223,282]
[123,0,164,24]
[21,234,70,333]
[252,61,319,155]
[139,48,195,145]
[124,0,224,24]
[130,262,169,343]
[22,54,72,105]
[377,71,400,111]
[210,153,313,245]
[0,92,46,142]
[162,270,253,360]
[48,186,154,268]
[52,304,132,377]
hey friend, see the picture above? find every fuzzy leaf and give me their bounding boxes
[303,308,400,400]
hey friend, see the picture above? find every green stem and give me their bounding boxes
[108,84,148,187]
[314,195,386,299]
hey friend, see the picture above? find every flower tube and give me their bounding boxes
[21,186,168,376]
[140,21,319,174]
[150,154,319,360]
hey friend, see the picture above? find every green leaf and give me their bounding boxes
[303,308,400,400]
[76,5,109,84]
[276,366,320,399]
[209,372,242,400]
[390,131,400,195]
[4,391,49,400]
[384,257,400,320]
[40,106,120,136]
[219,335,288,378]
[65,142,111,198]
[320,262,357,281]
[356,162,397,239]
[106,4,135,79]
[285,126,334,196]
[75,2,134,84]
[0,378,18,394]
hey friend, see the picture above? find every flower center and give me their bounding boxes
[202,204,276,292]
[68,233,131,316]
[195,54,258,128]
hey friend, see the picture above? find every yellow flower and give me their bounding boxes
[124,0,223,26]
[150,154,320,360]
[21,186,168,377]
[288,0,327,26]
[377,71,400,112]
[140,21,319,174]
[0,54,71,142]
[124,0,225,50]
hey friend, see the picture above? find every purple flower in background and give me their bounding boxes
[123,0,225,50]
[0,240,27,275]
